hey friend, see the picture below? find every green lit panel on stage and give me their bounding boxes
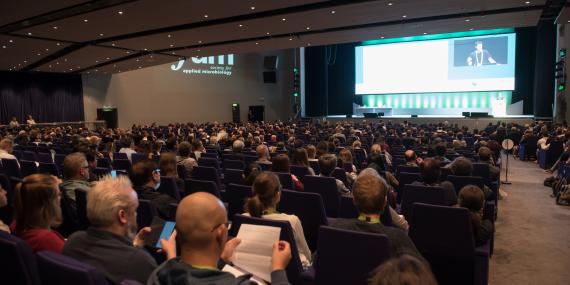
[362,91,512,109]
[361,28,514,46]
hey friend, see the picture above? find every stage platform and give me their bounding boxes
[321,115,537,131]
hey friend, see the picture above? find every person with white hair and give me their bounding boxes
[62,175,176,284]
[0,138,19,166]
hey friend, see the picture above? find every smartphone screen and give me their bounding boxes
[155,221,176,248]
[111,170,117,178]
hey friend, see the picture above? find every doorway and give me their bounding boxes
[248,105,265,122]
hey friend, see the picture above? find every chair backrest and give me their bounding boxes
[0,231,41,285]
[97,158,112,170]
[176,164,188,180]
[37,152,53,163]
[226,183,253,219]
[38,162,60,177]
[224,168,245,186]
[409,203,479,285]
[184,178,220,197]
[331,168,348,187]
[446,175,484,194]
[93,167,111,179]
[396,172,422,193]
[224,159,245,171]
[113,152,128,160]
[131,153,148,165]
[290,165,309,183]
[229,214,304,285]
[2,158,22,178]
[472,163,490,183]
[168,203,178,221]
[36,251,110,285]
[197,157,219,170]
[401,184,447,222]
[157,176,181,201]
[54,154,66,169]
[201,152,218,159]
[278,189,328,251]
[23,151,37,162]
[308,160,320,174]
[191,166,221,190]
[136,199,158,230]
[258,162,271,171]
[20,160,38,177]
[275,172,294,189]
[303,176,340,217]
[315,226,391,285]
[396,165,420,176]
[113,159,132,172]
[75,189,89,230]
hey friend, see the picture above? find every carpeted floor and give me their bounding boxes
[489,154,570,285]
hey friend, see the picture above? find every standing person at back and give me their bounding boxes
[148,192,292,285]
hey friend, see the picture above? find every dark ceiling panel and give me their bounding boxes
[36,45,135,73]
[13,0,326,42]
[0,0,89,27]
[0,35,70,71]
[88,53,179,74]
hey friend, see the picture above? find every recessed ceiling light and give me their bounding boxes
[106,57,110,60]
[9,39,13,43]
[167,34,172,38]
[95,60,99,63]
[111,43,115,46]
[27,32,32,35]
[307,43,311,46]
[251,6,255,10]
[239,24,243,27]
[118,11,124,15]
[331,10,336,14]
[423,32,428,35]
[53,26,58,30]
[282,18,286,21]
[465,19,471,22]
[95,69,98,72]
[289,38,293,41]
[1,46,5,49]
[69,68,73,71]
[204,14,209,18]
[138,66,141,69]
[45,48,49,51]
[525,1,531,4]
[469,28,474,31]
[255,42,259,45]
[99,33,104,36]
[266,32,270,35]
[402,15,407,18]
[126,51,130,54]
[172,52,176,55]
[388,2,393,5]
[198,40,202,43]
[37,53,41,56]
[170,44,174,47]
[144,48,148,51]
[56,42,60,46]
[306,27,310,30]
[136,59,139,62]
[49,65,52,68]
[381,36,385,39]
[83,19,88,22]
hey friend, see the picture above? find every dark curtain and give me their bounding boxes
[0,71,84,124]
[305,43,356,117]
[513,27,537,115]
[533,22,557,118]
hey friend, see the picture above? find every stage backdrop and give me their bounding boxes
[304,27,540,117]
[0,71,84,124]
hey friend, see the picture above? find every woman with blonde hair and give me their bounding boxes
[13,174,64,252]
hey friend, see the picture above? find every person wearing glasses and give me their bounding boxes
[243,172,312,268]
[149,192,292,285]
[130,160,177,220]
[61,152,93,212]
[63,175,176,284]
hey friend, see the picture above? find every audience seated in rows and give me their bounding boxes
[411,158,457,206]
[369,254,438,285]
[318,154,350,195]
[271,154,303,191]
[458,185,494,246]
[177,141,198,175]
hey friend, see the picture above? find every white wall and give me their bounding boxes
[83,50,295,128]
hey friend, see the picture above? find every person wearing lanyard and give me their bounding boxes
[148,192,293,285]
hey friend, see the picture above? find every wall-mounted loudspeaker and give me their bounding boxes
[263,56,278,70]
[263,71,276,83]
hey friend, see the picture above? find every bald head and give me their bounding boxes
[176,192,228,249]
[404,150,416,162]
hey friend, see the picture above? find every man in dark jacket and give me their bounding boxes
[130,160,177,219]
[147,192,292,285]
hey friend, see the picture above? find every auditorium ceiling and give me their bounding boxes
[0,0,558,74]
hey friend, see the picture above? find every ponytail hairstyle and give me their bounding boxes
[14,174,62,233]
[458,185,485,233]
[244,172,281,217]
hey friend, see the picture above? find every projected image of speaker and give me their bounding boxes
[264,56,279,70]
[263,71,276,83]
[363,113,378,118]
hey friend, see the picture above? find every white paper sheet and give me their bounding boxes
[232,224,281,282]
